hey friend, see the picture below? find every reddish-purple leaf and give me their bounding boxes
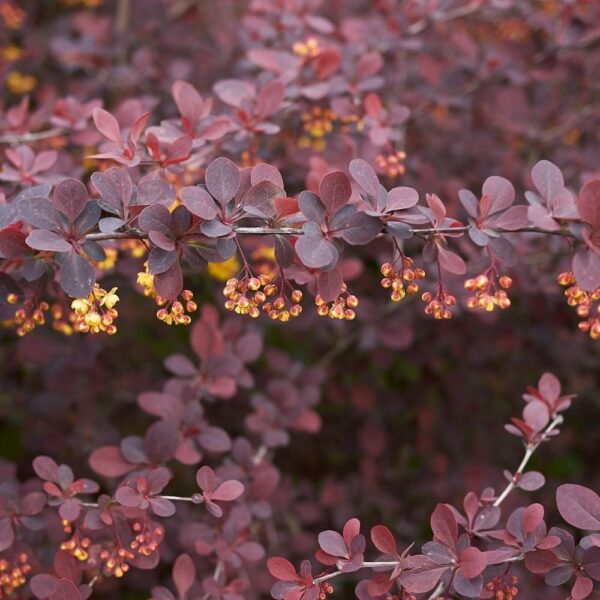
[26,230,71,252]
[459,546,486,578]
[211,480,244,502]
[371,525,397,555]
[92,108,121,144]
[58,252,95,298]
[52,179,88,223]
[349,159,380,197]
[319,171,351,215]
[88,446,134,478]
[205,157,240,206]
[431,503,458,548]
[318,530,348,558]
[557,484,600,531]
[267,557,298,582]
[578,180,600,229]
[532,160,564,201]
[173,553,195,599]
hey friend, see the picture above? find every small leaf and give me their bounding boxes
[58,252,95,298]
[557,484,600,531]
[205,157,240,206]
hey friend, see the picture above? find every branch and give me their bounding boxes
[312,561,399,585]
[83,224,576,242]
[0,128,66,145]
[493,414,564,507]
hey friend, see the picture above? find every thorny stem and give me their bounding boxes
[0,128,66,144]
[312,561,400,585]
[83,224,576,242]
[158,495,196,502]
[493,413,564,507]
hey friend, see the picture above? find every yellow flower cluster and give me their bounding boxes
[298,106,337,152]
[0,45,22,62]
[292,37,320,58]
[380,257,426,302]
[6,71,37,95]
[558,272,600,340]
[99,548,134,579]
[223,273,272,319]
[61,535,91,562]
[129,521,163,557]
[7,295,49,336]
[375,150,407,178]
[0,553,30,598]
[156,289,197,325]
[421,288,456,319]
[315,284,358,320]
[137,265,197,325]
[465,273,512,312]
[71,285,120,334]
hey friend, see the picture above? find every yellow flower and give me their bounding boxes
[71,298,90,315]
[1,45,22,62]
[207,255,241,282]
[100,287,119,309]
[6,71,37,95]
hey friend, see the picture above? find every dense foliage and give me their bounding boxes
[1,1,600,599]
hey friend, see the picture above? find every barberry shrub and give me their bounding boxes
[0,0,599,599]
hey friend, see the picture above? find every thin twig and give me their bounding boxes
[493,414,564,507]
[0,128,66,145]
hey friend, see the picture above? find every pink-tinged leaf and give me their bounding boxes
[431,503,458,548]
[557,484,600,530]
[459,546,486,578]
[524,549,559,574]
[523,503,544,534]
[267,557,298,582]
[26,230,71,252]
[492,205,530,230]
[92,108,121,144]
[173,554,196,599]
[318,530,348,558]
[578,180,600,229]
[251,163,284,188]
[371,525,397,555]
[154,261,183,300]
[0,227,29,258]
[317,268,343,303]
[538,373,560,401]
[582,547,600,579]
[88,446,134,477]
[33,455,59,481]
[482,176,515,214]
[426,194,446,224]
[319,171,351,215]
[30,573,58,598]
[91,168,133,213]
[349,159,380,197]
[180,186,217,221]
[257,80,285,118]
[517,471,546,491]
[246,49,301,76]
[572,248,600,292]
[437,245,467,274]
[335,210,381,245]
[205,157,240,206]
[296,222,336,269]
[129,112,149,146]
[213,79,255,108]
[49,578,82,600]
[571,575,593,600]
[58,252,95,298]
[0,518,15,552]
[172,81,205,128]
[196,466,216,491]
[399,558,446,593]
[356,52,384,78]
[532,160,564,201]
[343,518,361,544]
[523,401,549,432]
[387,187,419,211]
[52,179,88,222]
[211,480,244,502]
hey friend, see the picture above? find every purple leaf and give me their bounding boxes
[349,159,380,197]
[572,249,600,291]
[319,171,351,215]
[318,530,348,558]
[52,179,88,223]
[26,230,71,252]
[387,186,419,211]
[532,160,564,202]
[58,252,95,298]
[317,268,343,303]
[557,484,600,531]
[205,157,240,207]
[173,554,196,599]
[180,186,218,220]
[295,222,337,268]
